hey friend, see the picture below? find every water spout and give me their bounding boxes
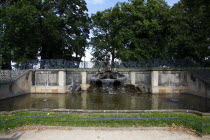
[90,54,126,94]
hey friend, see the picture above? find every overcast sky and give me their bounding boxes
[84,0,180,61]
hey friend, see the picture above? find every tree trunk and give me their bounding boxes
[1,54,12,70]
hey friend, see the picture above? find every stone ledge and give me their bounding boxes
[1,109,210,117]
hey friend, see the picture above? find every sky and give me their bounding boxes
[86,0,180,15]
[83,0,180,61]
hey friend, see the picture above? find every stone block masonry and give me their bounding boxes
[0,71,31,100]
[0,69,209,99]
[30,70,209,97]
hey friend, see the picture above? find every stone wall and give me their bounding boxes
[119,71,131,84]
[0,71,31,100]
[151,71,188,94]
[1,69,210,99]
[0,70,28,83]
[86,71,97,84]
[135,71,151,85]
[32,71,58,86]
[66,71,82,85]
[158,71,187,86]
[187,72,209,98]
[31,70,66,93]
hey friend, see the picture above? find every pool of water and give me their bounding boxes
[0,93,210,112]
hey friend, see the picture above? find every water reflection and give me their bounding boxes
[0,93,209,112]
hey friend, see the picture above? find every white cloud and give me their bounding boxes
[87,0,105,5]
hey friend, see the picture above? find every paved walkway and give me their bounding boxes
[0,127,207,140]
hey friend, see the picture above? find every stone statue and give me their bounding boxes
[104,54,112,72]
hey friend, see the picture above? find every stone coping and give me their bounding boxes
[0,109,210,117]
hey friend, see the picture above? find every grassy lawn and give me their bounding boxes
[0,112,210,135]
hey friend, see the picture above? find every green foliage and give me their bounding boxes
[91,0,171,62]
[169,0,210,64]
[90,0,210,64]
[1,0,210,68]
[90,6,122,63]
[0,0,90,69]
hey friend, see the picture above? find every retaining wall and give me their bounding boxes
[0,69,209,99]
[29,69,209,96]
[0,71,31,100]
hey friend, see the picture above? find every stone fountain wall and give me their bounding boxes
[29,69,208,96]
[0,69,209,99]
[0,70,31,100]
[30,70,66,93]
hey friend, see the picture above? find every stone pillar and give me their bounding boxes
[130,72,136,85]
[81,72,87,84]
[81,71,90,90]
[151,71,159,94]
[58,71,66,86]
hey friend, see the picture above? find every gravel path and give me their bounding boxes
[0,127,206,140]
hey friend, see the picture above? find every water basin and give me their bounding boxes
[0,93,209,112]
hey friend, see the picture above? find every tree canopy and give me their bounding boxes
[90,0,210,65]
[168,0,210,63]
[1,0,210,69]
[0,0,90,69]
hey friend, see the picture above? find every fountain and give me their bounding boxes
[90,54,126,93]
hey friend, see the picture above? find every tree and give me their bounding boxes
[168,0,210,64]
[0,0,40,69]
[90,0,171,62]
[0,0,90,69]
[90,0,210,65]
[36,0,90,61]
[90,5,123,65]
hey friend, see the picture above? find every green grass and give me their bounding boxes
[0,112,210,135]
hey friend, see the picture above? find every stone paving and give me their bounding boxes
[0,127,208,140]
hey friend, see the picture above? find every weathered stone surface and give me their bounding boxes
[135,71,151,85]
[33,71,58,86]
[158,71,187,86]
[119,71,130,84]
[66,71,82,85]
[0,71,31,100]
[86,71,97,84]
[0,69,209,99]
[81,84,90,91]
[136,85,151,93]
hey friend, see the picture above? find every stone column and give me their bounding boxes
[58,71,66,86]
[151,71,159,94]
[130,72,136,85]
[81,71,90,90]
[58,71,66,93]
[81,71,87,84]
